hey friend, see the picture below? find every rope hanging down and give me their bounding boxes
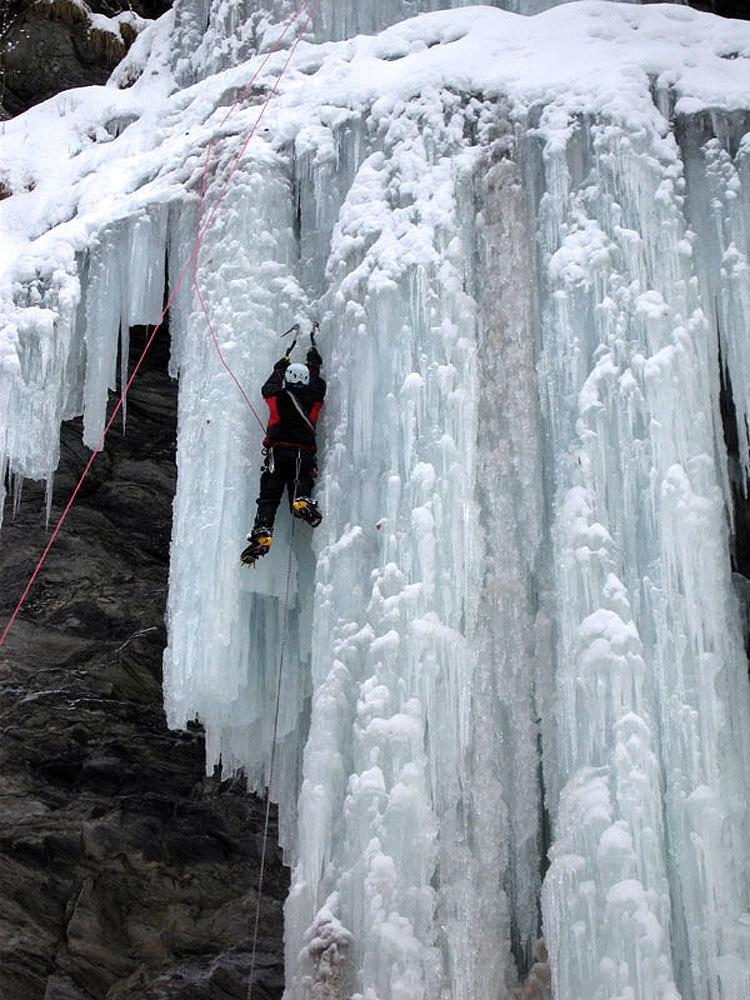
[189,7,322,994]
[0,0,320,650]
[246,450,303,1000]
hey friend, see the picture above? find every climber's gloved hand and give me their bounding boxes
[306,346,322,368]
[275,355,291,371]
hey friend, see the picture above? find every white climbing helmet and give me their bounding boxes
[285,362,310,386]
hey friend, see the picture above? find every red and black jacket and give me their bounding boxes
[262,352,326,453]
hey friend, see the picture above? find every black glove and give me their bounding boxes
[306,346,322,367]
[274,355,291,371]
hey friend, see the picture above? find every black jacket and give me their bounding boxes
[262,350,326,452]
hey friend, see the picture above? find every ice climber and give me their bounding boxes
[241,333,326,566]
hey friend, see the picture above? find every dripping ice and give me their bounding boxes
[2,2,750,998]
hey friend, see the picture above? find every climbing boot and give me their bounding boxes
[241,527,273,566]
[292,497,322,528]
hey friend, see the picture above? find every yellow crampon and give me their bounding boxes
[241,530,273,567]
[292,497,322,527]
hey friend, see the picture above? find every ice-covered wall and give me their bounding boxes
[529,104,750,999]
[163,0,651,87]
[1,3,750,999]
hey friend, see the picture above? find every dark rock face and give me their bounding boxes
[0,326,287,1000]
[0,0,173,118]
[687,0,750,17]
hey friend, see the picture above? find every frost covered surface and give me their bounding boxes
[2,1,750,998]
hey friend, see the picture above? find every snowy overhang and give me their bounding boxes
[1,1,749,393]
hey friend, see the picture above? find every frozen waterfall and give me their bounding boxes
[2,2,750,998]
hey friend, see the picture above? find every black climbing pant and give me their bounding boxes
[254,446,316,530]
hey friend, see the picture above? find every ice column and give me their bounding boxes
[0,206,168,525]
[0,250,81,521]
[533,105,750,999]
[162,134,309,848]
[80,209,168,449]
[285,89,494,998]
[470,119,546,987]
[679,114,750,502]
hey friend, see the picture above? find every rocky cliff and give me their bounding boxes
[0,325,288,999]
[0,0,172,117]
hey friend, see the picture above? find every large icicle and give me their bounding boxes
[679,112,750,499]
[285,84,488,999]
[0,247,81,523]
[532,103,750,999]
[162,133,310,849]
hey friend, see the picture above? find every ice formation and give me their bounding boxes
[2,1,750,998]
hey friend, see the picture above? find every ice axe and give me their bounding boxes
[281,321,320,356]
[280,322,301,356]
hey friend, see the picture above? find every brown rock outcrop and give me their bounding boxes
[0,0,172,118]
